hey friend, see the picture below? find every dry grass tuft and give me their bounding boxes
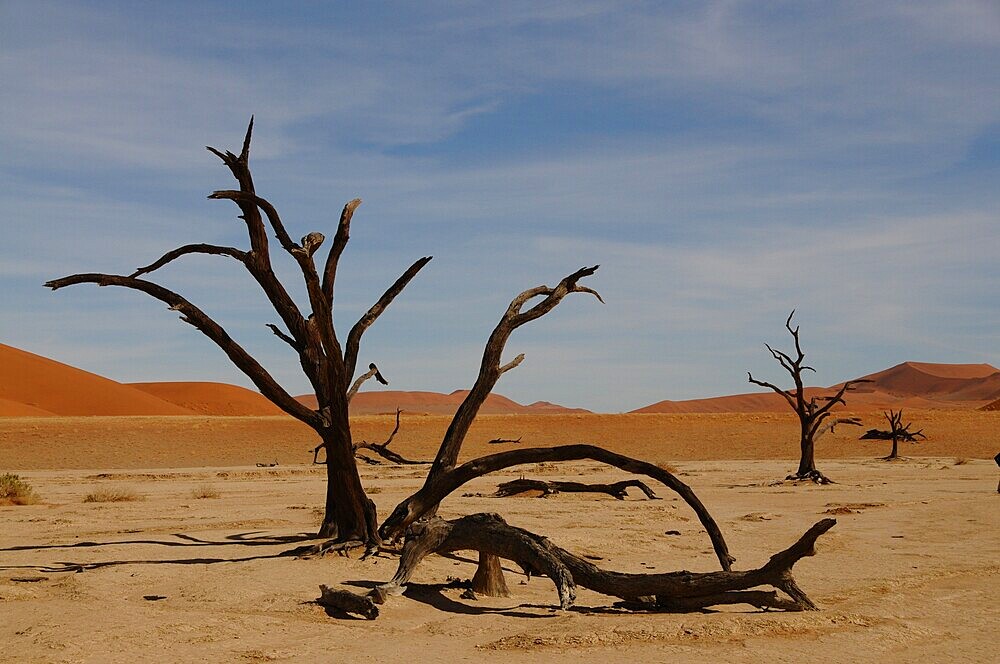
[656,461,678,474]
[191,484,221,499]
[0,474,42,505]
[83,487,144,503]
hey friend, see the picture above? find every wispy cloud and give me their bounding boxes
[1,1,996,411]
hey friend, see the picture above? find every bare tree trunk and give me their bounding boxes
[470,552,511,597]
[796,424,816,476]
[887,435,899,460]
[318,421,376,542]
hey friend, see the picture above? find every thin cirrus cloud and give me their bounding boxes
[0,1,997,412]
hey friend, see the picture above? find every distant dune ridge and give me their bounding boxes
[632,361,1000,413]
[129,382,285,416]
[295,390,591,415]
[1,343,997,416]
[0,343,587,417]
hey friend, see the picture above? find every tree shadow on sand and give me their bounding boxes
[0,531,318,573]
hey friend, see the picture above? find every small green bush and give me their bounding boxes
[0,473,41,505]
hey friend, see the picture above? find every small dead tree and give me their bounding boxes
[46,121,430,545]
[859,410,925,460]
[748,311,867,484]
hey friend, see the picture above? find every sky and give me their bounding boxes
[1,1,998,412]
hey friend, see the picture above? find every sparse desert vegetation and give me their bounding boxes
[191,484,221,499]
[82,487,144,503]
[0,473,41,505]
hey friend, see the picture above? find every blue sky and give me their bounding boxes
[1,1,997,412]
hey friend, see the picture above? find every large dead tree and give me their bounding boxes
[748,311,868,484]
[46,120,430,544]
[859,409,925,460]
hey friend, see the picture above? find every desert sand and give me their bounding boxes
[3,345,998,662]
[2,411,998,663]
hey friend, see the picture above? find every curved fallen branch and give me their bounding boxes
[361,513,835,614]
[495,478,659,500]
[380,444,735,571]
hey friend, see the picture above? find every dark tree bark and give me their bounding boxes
[859,409,925,460]
[748,311,868,483]
[45,120,430,546]
[494,478,659,500]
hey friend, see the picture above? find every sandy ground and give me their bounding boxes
[2,413,998,662]
[1,411,997,471]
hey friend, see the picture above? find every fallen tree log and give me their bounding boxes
[495,478,659,500]
[360,513,836,613]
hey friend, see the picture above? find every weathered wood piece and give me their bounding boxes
[317,584,379,619]
[494,478,659,500]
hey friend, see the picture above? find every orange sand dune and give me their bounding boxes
[851,361,1000,401]
[129,382,284,416]
[0,344,193,416]
[297,389,590,415]
[634,361,1000,414]
[0,396,54,416]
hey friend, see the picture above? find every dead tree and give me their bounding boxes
[748,311,868,484]
[494,478,660,500]
[859,410,925,460]
[45,120,430,545]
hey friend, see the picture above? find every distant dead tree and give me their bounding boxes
[46,120,430,545]
[748,311,868,484]
[859,410,925,460]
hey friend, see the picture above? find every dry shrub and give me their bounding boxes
[0,473,41,505]
[953,457,970,466]
[191,484,220,499]
[83,487,144,503]
[656,461,678,474]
